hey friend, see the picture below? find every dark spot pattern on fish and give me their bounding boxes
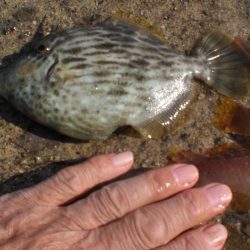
[95,60,117,65]
[82,51,107,57]
[49,35,74,51]
[107,89,128,96]
[120,28,136,36]
[69,63,90,70]
[109,48,130,54]
[159,61,174,67]
[53,89,60,96]
[111,36,137,44]
[62,47,85,54]
[135,74,146,82]
[95,43,116,50]
[95,60,135,69]
[130,58,150,67]
[83,31,106,37]
[104,33,123,40]
[61,57,87,64]
[93,71,113,78]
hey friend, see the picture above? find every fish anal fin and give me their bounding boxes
[133,89,196,139]
[113,125,142,138]
[132,119,166,139]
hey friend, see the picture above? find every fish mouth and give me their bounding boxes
[46,57,59,80]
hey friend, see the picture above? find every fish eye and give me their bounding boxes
[36,44,50,53]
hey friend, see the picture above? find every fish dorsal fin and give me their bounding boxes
[133,90,194,139]
[108,9,167,42]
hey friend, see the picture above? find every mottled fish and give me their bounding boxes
[0,20,249,140]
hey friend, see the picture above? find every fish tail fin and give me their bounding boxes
[195,31,250,103]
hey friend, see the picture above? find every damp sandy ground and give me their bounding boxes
[0,0,250,249]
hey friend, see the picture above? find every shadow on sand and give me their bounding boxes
[0,156,148,197]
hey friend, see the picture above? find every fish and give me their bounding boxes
[0,20,249,140]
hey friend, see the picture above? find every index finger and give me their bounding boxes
[20,152,134,206]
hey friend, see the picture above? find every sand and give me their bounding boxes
[0,0,250,249]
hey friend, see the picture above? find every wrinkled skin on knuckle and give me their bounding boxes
[131,208,169,249]
[88,154,113,172]
[56,207,90,231]
[1,207,59,244]
[3,208,37,238]
[0,213,33,246]
[32,231,89,250]
[15,188,43,207]
[0,193,40,243]
[88,155,110,169]
[142,171,166,199]
[54,167,82,195]
[0,218,16,242]
[2,236,66,250]
[176,190,204,222]
[80,230,109,250]
[0,199,18,227]
[0,207,10,222]
[23,234,72,250]
[0,191,36,216]
[74,155,112,186]
[1,238,26,250]
[92,183,131,222]
[2,215,91,250]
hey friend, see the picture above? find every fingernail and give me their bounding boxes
[203,224,228,247]
[172,164,198,186]
[205,184,232,211]
[112,151,134,167]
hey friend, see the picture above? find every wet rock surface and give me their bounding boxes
[0,0,249,249]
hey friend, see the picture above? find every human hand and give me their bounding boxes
[0,152,232,250]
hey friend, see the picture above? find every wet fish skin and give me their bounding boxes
[0,21,248,140]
